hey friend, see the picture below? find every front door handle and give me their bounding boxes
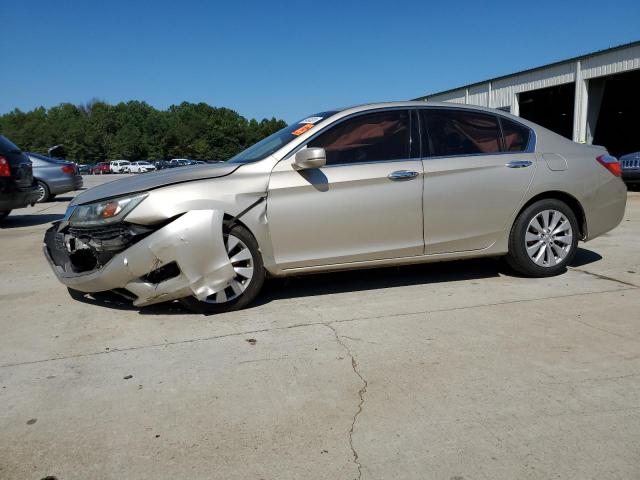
[505,160,532,168]
[388,170,419,180]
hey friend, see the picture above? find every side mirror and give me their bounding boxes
[293,148,326,170]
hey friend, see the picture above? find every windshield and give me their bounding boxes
[228,111,338,164]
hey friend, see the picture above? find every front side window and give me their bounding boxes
[307,110,411,165]
[500,118,531,152]
[423,109,502,157]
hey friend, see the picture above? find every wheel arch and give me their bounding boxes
[517,191,587,240]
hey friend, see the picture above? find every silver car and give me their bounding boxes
[127,161,157,174]
[43,102,627,313]
[28,152,83,202]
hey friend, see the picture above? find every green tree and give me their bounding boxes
[0,100,287,164]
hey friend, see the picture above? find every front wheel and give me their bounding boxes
[179,224,265,314]
[505,199,579,277]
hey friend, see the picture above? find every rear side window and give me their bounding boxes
[422,109,502,156]
[500,118,531,152]
[308,110,412,165]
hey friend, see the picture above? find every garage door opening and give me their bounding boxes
[590,70,640,158]
[518,84,575,139]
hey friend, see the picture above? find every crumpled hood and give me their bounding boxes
[70,162,241,206]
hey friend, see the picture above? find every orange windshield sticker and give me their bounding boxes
[292,123,314,136]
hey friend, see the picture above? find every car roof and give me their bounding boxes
[333,101,524,122]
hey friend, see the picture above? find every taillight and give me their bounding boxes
[0,155,10,177]
[61,165,75,174]
[596,154,621,177]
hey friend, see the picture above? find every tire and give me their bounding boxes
[0,210,10,221]
[35,180,51,203]
[179,224,265,314]
[505,198,579,277]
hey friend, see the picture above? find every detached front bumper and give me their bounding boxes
[43,210,234,307]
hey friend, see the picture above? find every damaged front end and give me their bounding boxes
[43,208,235,307]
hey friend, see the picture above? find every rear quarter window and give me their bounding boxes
[500,118,531,152]
[0,135,21,154]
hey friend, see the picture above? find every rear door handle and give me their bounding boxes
[388,170,419,180]
[505,160,532,168]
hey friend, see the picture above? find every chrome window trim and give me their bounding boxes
[421,150,536,161]
[320,157,422,169]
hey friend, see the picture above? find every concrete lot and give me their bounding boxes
[1,174,639,480]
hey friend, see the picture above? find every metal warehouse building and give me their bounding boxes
[415,40,640,157]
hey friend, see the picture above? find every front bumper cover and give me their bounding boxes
[43,210,235,307]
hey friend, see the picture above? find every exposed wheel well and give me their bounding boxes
[222,213,251,234]
[517,191,587,239]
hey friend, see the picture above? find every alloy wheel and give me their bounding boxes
[35,182,47,202]
[204,234,254,304]
[525,209,573,267]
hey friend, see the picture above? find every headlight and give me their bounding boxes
[70,193,147,227]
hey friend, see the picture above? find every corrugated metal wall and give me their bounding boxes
[581,43,640,79]
[421,42,639,118]
[490,62,576,110]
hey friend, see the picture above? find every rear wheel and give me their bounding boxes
[505,199,579,277]
[35,180,50,203]
[179,224,265,314]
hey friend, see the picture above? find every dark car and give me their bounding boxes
[169,159,196,167]
[620,151,640,186]
[0,135,39,220]
[27,152,83,202]
[153,160,170,170]
[78,164,94,175]
[91,162,111,174]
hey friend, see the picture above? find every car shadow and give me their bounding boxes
[67,288,189,315]
[0,213,64,228]
[570,247,603,267]
[66,247,605,315]
[254,257,505,306]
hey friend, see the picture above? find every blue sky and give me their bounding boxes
[1,0,639,122]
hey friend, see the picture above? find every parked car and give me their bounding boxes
[78,164,94,175]
[127,161,157,174]
[91,162,111,175]
[169,159,196,167]
[44,102,626,313]
[0,135,39,220]
[27,152,83,202]
[153,160,170,170]
[620,151,640,186]
[110,160,130,173]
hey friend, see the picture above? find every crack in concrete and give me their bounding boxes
[326,323,368,480]
[570,266,639,288]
